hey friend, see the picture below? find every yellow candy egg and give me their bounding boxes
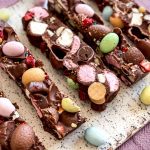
[110,14,124,28]
[0,9,11,22]
[140,86,150,105]
[22,68,45,86]
[139,6,146,13]
[61,98,80,113]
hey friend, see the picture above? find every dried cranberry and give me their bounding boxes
[121,47,128,52]
[79,90,88,101]
[23,12,34,21]
[82,18,94,28]
[140,60,150,72]
[25,55,35,67]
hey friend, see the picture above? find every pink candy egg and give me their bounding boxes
[2,41,25,57]
[0,98,15,117]
[75,4,94,17]
[29,7,49,19]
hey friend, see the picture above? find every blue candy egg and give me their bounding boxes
[102,6,113,21]
[84,127,108,147]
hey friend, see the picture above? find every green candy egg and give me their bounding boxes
[99,33,119,53]
[67,77,79,89]
[0,9,11,22]
[102,6,113,21]
[84,127,108,147]
[140,86,150,105]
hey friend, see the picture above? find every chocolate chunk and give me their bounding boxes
[123,47,145,64]
[0,121,15,148]
[77,65,96,86]
[42,107,59,124]
[60,111,79,127]
[7,63,28,79]
[136,39,150,59]
[87,24,111,40]
[48,84,63,103]
[77,46,94,62]
[32,94,49,109]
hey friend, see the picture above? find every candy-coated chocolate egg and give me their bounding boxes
[10,124,35,150]
[102,6,113,21]
[66,77,79,89]
[61,98,80,113]
[22,68,45,86]
[0,98,15,117]
[139,6,146,13]
[110,14,124,28]
[140,86,150,105]
[2,41,25,57]
[75,4,94,17]
[99,33,119,53]
[84,127,108,147]
[0,8,11,21]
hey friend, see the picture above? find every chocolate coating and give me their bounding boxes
[10,124,35,150]
[77,46,94,62]
[60,111,79,127]
[123,47,145,64]
[87,24,111,40]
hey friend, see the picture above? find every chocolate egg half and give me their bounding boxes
[10,124,35,150]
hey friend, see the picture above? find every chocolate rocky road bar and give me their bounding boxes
[48,0,150,86]
[95,0,150,59]
[22,7,120,112]
[0,20,85,139]
[0,90,45,150]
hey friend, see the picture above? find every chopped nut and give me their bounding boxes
[71,123,77,128]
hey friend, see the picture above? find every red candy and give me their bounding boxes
[121,47,128,52]
[140,60,150,72]
[23,12,34,21]
[25,55,35,67]
[82,18,94,27]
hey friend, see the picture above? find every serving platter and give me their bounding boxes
[0,0,150,149]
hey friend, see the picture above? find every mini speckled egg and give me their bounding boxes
[140,86,150,105]
[2,41,25,57]
[61,98,80,113]
[84,126,108,147]
[67,77,79,89]
[22,68,45,86]
[0,8,11,22]
[75,4,94,17]
[0,98,15,117]
[99,33,119,53]
[110,14,124,28]
[102,6,113,21]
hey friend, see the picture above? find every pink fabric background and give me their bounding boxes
[0,0,19,8]
[0,0,149,150]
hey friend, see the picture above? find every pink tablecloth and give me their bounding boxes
[0,0,19,8]
[118,123,150,150]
